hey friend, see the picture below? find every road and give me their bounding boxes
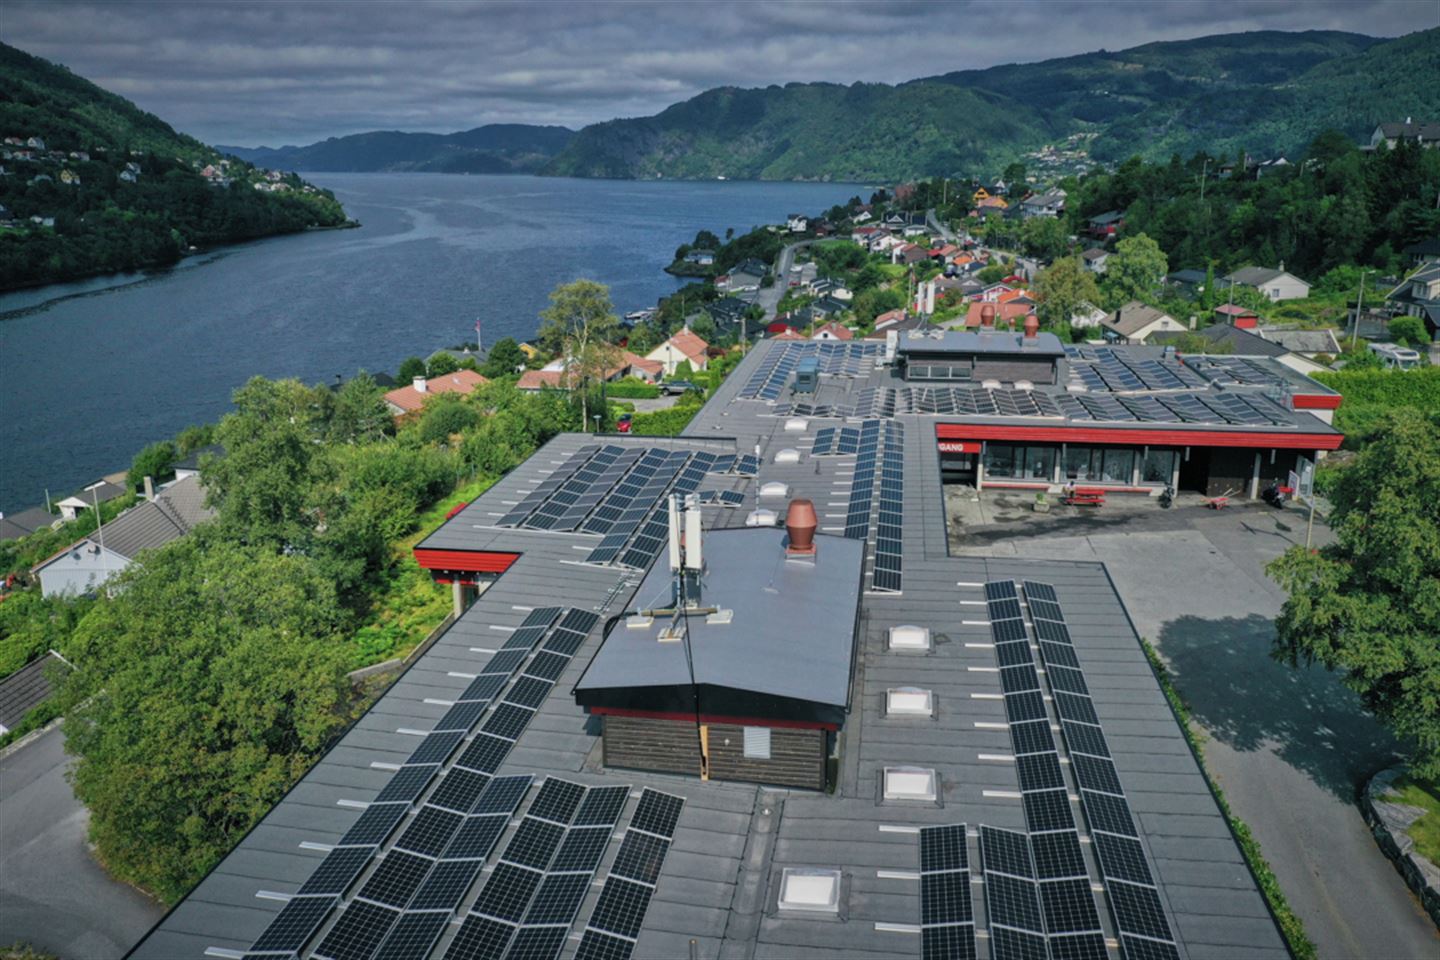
[948,496,1438,959]
[757,239,813,320]
[926,207,957,242]
[0,725,163,958]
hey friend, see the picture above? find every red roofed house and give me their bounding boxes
[811,321,853,341]
[384,370,486,415]
[873,308,908,331]
[517,350,662,392]
[771,329,807,341]
[1213,304,1260,329]
[646,329,710,377]
[963,300,1036,328]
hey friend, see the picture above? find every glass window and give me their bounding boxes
[1101,448,1135,484]
[1142,448,1177,484]
[1064,446,1094,481]
[1025,446,1056,481]
[985,442,1017,478]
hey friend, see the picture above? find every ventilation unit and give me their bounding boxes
[777,867,842,914]
[883,766,938,802]
[886,687,934,717]
[887,625,931,651]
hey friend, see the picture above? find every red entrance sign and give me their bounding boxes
[938,440,981,454]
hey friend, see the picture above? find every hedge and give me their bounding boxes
[1312,367,1440,447]
[604,378,660,399]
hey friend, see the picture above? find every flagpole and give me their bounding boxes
[475,316,484,355]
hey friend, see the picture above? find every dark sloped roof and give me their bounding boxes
[0,506,57,541]
[1152,324,1288,357]
[0,652,69,731]
[70,475,214,563]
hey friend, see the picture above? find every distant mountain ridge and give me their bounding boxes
[219,124,575,174]
[544,28,1440,181]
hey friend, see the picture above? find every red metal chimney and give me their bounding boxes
[1023,314,1040,339]
[785,499,817,557]
[980,303,996,328]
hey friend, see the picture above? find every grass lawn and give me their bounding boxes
[1384,776,1440,868]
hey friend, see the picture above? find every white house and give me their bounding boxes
[645,329,710,377]
[1081,248,1109,275]
[1223,266,1311,301]
[1101,302,1187,344]
[786,213,808,233]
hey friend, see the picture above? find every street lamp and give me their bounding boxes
[593,413,602,435]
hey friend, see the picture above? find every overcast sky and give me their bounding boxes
[4,0,1436,147]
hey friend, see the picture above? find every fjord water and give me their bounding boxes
[0,174,861,511]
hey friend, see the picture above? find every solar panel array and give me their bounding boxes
[586,452,715,569]
[1020,581,1181,960]
[980,825,1106,960]
[843,421,883,540]
[573,789,686,960]
[884,386,1065,419]
[1183,355,1292,388]
[497,446,604,528]
[811,426,861,457]
[737,341,883,400]
[872,422,904,593]
[580,450,693,565]
[918,824,974,960]
[1065,346,1208,393]
[443,778,630,960]
[694,489,747,506]
[244,607,603,960]
[1055,389,1293,426]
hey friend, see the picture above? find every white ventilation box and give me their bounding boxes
[777,867,842,913]
[745,508,778,527]
[887,624,931,651]
[774,448,801,464]
[886,687,934,717]
[883,766,938,802]
[784,418,808,432]
[759,481,789,498]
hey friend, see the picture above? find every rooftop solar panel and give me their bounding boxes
[455,734,512,775]
[503,925,570,960]
[441,814,510,861]
[408,858,485,910]
[375,764,439,804]
[587,876,652,939]
[504,676,555,710]
[394,804,464,858]
[574,930,636,960]
[521,871,593,925]
[313,899,400,960]
[358,849,433,908]
[628,789,684,839]
[247,895,337,953]
[472,862,544,923]
[371,911,451,960]
[446,914,517,960]
[502,818,566,870]
[298,847,374,897]
[338,803,409,849]
[920,923,976,960]
[471,775,533,815]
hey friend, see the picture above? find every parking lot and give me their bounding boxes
[946,486,1438,958]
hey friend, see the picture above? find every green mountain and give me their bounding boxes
[218,124,575,174]
[0,43,348,292]
[545,29,1440,182]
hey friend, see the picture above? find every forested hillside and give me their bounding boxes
[544,28,1440,182]
[0,43,347,291]
[219,124,575,174]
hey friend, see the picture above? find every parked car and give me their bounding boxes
[661,380,699,395]
[616,412,633,433]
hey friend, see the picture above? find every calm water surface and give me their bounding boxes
[0,174,862,511]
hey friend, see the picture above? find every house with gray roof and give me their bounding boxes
[1223,265,1311,301]
[33,475,214,597]
[1100,301,1186,343]
[0,651,71,735]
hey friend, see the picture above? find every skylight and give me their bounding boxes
[777,867,842,913]
[883,766,938,802]
[886,687,934,716]
[888,624,931,651]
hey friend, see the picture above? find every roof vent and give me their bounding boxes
[883,766,938,802]
[777,867,842,914]
[1067,383,1089,393]
[774,448,801,465]
[886,687,934,716]
[785,499,817,557]
[1014,380,1033,391]
[981,379,1001,390]
[784,418,808,432]
[746,508,778,527]
[888,625,931,651]
[759,481,789,498]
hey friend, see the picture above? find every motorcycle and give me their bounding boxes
[1158,485,1174,509]
[1261,483,1288,508]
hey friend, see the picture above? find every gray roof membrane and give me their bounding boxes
[129,338,1286,960]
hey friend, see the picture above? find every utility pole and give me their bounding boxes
[1349,268,1369,351]
[1199,158,1209,202]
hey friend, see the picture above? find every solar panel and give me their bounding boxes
[409,858,484,910]
[1079,790,1138,837]
[988,925,1047,960]
[1053,691,1099,726]
[394,805,464,858]
[1022,789,1074,833]
[446,914,517,960]
[1004,691,1048,724]
[1092,833,1154,885]
[504,676,554,710]
[524,651,570,682]
[921,869,973,925]
[628,789,683,838]
[574,930,636,960]
[1029,830,1088,882]
[609,831,668,886]
[455,733,512,775]
[460,674,508,703]
[1039,877,1102,934]
[483,703,536,742]
[358,849,433,908]
[1108,880,1173,941]
[372,911,451,960]
[408,730,465,766]
[1047,932,1109,960]
[1014,752,1065,793]
[502,818,566,871]
[376,764,439,803]
[427,769,491,815]
[588,876,652,939]
[919,824,969,873]
[298,847,374,896]
[482,649,528,676]
[522,871,593,924]
[472,862,544,923]
[1071,754,1123,796]
[435,700,490,733]
[551,825,613,872]
[1061,721,1110,759]
[920,921,977,960]
[247,895,336,953]
[313,899,400,960]
[1118,935,1183,960]
[503,925,570,960]
[441,814,510,860]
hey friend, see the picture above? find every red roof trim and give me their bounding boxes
[1292,394,1341,410]
[935,422,1342,451]
[587,706,837,731]
[413,548,521,573]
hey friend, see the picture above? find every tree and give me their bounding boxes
[1034,257,1101,330]
[480,337,525,378]
[128,440,177,491]
[537,280,621,432]
[397,356,426,382]
[1103,233,1168,306]
[328,373,391,445]
[1002,161,1027,188]
[1388,315,1429,348]
[853,287,904,325]
[1267,409,1440,777]
[59,534,353,903]
[1021,216,1069,261]
[426,351,459,376]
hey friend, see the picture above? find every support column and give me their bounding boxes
[976,443,985,492]
[1250,453,1262,500]
[452,580,465,617]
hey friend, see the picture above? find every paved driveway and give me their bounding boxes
[0,725,163,958]
[949,495,1438,958]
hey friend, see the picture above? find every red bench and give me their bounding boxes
[1063,487,1106,506]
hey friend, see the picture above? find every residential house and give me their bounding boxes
[769,328,807,340]
[892,243,929,267]
[851,226,884,249]
[1087,210,1124,239]
[883,212,907,231]
[1223,265,1310,301]
[0,506,58,543]
[786,213,809,233]
[726,259,769,292]
[55,480,129,521]
[1069,300,1108,329]
[805,296,849,320]
[619,351,664,383]
[1255,157,1290,177]
[0,651,72,735]
[1081,248,1109,274]
[1213,304,1260,329]
[383,370,487,416]
[1385,262,1440,341]
[960,300,1036,329]
[1153,324,1336,379]
[706,296,753,330]
[683,249,716,266]
[173,444,225,481]
[873,308,910,332]
[646,329,710,377]
[59,169,80,186]
[1019,189,1066,219]
[25,136,44,150]
[33,475,215,597]
[811,321,853,341]
[1256,327,1342,365]
[1402,236,1440,266]
[1100,302,1186,344]
[1166,269,1208,296]
[1369,120,1440,151]
[807,277,852,301]
[852,209,873,224]
[976,282,1014,303]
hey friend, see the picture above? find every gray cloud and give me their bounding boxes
[4,0,1435,145]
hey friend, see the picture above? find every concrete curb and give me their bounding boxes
[1364,766,1440,929]
[0,716,64,760]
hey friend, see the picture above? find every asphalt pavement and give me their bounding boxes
[0,724,163,958]
[949,494,1439,959]
[758,240,811,320]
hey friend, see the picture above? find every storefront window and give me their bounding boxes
[1101,448,1135,484]
[1141,448,1177,485]
[1065,446,1095,480]
[984,442,1017,478]
[1025,446,1056,481]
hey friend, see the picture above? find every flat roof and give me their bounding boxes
[897,329,1066,357]
[129,337,1290,960]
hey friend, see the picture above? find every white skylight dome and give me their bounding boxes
[887,624,931,651]
[745,508,778,526]
[777,867,842,913]
[784,418,808,432]
[759,481,790,498]
[883,766,938,802]
[774,448,801,464]
[886,687,934,717]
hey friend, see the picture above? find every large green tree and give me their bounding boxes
[1034,256,1101,330]
[60,534,353,902]
[1268,409,1440,776]
[537,279,621,430]
[1103,233,1169,307]
[1020,216,1068,261]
